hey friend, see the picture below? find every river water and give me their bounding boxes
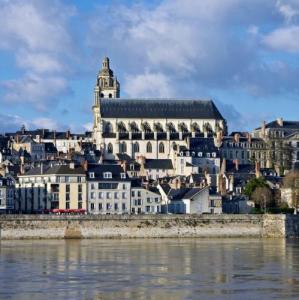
[0,239,299,300]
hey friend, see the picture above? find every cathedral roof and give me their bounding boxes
[99,99,224,119]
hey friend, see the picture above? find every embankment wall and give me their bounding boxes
[0,214,298,239]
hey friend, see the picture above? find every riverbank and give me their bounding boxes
[0,214,298,239]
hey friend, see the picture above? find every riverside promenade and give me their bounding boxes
[0,214,299,239]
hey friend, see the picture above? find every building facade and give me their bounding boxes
[92,57,227,161]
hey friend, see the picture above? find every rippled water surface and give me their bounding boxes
[0,239,299,299]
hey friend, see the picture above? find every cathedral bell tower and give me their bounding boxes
[94,57,120,105]
[93,57,120,149]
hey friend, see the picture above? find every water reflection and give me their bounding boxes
[0,238,298,299]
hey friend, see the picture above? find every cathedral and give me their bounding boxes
[92,57,226,160]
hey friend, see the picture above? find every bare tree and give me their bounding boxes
[283,171,299,212]
[251,186,273,212]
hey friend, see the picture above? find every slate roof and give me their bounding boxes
[23,165,85,176]
[168,187,205,200]
[99,99,224,119]
[144,159,173,170]
[87,164,127,180]
[255,120,299,130]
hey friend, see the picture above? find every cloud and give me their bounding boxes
[1,73,70,110]
[0,0,76,109]
[87,0,299,99]
[263,26,299,53]
[124,72,174,98]
[276,0,299,23]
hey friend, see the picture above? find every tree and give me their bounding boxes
[251,186,273,211]
[244,177,268,198]
[283,171,299,211]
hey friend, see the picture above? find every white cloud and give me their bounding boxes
[263,26,299,52]
[0,0,76,109]
[30,117,60,130]
[276,0,299,23]
[124,72,174,98]
[1,73,70,110]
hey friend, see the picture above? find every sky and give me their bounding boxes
[0,0,299,134]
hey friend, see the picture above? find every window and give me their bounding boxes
[146,142,152,153]
[159,142,165,153]
[103,172,112,179]
[147,197,151,203]
[89,172,95,179]
[66,202,70,209]
[90,192,95,199]
[107,143,113,153]
[78,202,82,209]
[98,192,103,199]
[132,191,135,197]
[137,191,141,197]
[122,183,126,190]
[120,142,127,153]
[155,197,159,203]
[121,173,126,179]
[78,184,82,193]
[134,142,139,153]
[122,192,126,199]
[107,192,111,199]
[106,203,110,210]
[91,203,94,210]
[114,192,118,199]
[78,193,82,201]
[122,203,126,210]
[114,203,118,210]
[66,184,70,193]
[66,193,70,201]
[90,183,95,190]
[109,93,112,98]
[99,203,102,210]
[146,206,150,212]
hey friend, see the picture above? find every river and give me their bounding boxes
[0,239,299,299]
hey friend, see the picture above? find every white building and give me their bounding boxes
[92,57,227,161]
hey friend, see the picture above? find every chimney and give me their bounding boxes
[67,130,71,140]
[20,155,25,175]
[53,130,56,146]
[234,133,240,143]
[121,161,127,173]
[277,117,283,127]
[255,161,261,178]
[245,132,252,144]
[233,159,239,171]
[81,160,88,172]
[261,121,266,138]
[40,162,44,174]
[220,158,226,174]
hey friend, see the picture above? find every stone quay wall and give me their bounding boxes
[0,214,298,240]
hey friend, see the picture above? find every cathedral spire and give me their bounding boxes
[94,56,120,100]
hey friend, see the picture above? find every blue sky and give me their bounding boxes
[1,0,299,134]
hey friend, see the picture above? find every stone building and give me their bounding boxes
[92,57,227,160]
[0,176,15,213]
[16,164,87,213]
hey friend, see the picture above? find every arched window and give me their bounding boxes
[107,143,113,153]
[120,142,127,153]
[172,142,178,151]
[100,93,104,98]
[133,142,139,153]
[159,142,165,153]
[105,122,113,133]
[109,93,112,98]
[146,142,152,153]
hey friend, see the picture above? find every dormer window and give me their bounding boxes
[121,173,126,179]
[103,172,112,179]
[89,172,95,179]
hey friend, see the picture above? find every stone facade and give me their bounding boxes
[92,57,227,160]
[0,214,297,239]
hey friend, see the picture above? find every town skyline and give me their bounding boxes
[1,0,299,133]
